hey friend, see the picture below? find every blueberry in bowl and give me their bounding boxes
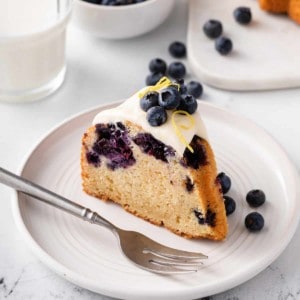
[72,0,175,39]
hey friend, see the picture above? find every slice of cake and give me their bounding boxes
[81,77,228,240]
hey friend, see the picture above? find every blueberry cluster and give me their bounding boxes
[88,122,136,170]
[133,132,175,163]
[203,6,252,55]
[216,172,265,232]
[140,79,198,127]
[146,41,186,85]
[82,0,146,5]
[145,42,204,101]
[146,57,186,86]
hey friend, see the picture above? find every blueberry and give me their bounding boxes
[177,94,198,114]
[146,106,167,126]
[245,212,264,232]
[187,81,203,98]
[174,79,187,94]
[216,172,231,194]
[246,189,266,207]
[169,41,186,58]
[224,196,236,216]
[234,7,252,24]
[203,20,223,39]
[149,58,167,74]
[168,62,186,79]
[145,72,164,86]
[83,0,101,4]
[140,91,159,112]
[158,88,181,110]
[215,37,233,55]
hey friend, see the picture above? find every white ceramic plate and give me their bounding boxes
[188,0,300,91]
[12,101,300,300]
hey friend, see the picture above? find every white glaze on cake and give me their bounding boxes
[93,88,208,156]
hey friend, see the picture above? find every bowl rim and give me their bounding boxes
[75,0,163,10]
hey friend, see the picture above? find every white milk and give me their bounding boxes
[0,0,71,102]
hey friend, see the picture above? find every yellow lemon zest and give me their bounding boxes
[138,76,179,99]
[171,110,195,153]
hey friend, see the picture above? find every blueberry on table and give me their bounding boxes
[146,106,167,126]
[169,41,186,58]
[177,94,198,114]
[224,195,236,216]
[167,62,186,79]
[158,88,181,110]
[215,36,233,55]
[234,7,252,24]
[203,20,223,39]
[245,212,264,232]
[187,81,203,98]
[216,172,231,194]
[149,58,167,74]
[246,189,266,207]
[140,91,159,112]
[145,72,164,86]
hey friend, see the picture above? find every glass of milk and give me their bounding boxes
[0,0,72,103]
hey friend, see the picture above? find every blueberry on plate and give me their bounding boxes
[145,72,164,86]
[203,20,223,39]
[169,41,186,58]
[167,62,186,79]
[158,88,181,110]
[149,58,167,74]
[216,172,231,194]
[234,7,252,24]
[177,94,198,114]
[187,81,203,98]
[215,36,233,55]
[246,189,266,207]
[140,91,159,112]
[245,212,264,232]
[146,106,167,126]
[224,195,236,216]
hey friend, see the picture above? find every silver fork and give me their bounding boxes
[0,167,207,274]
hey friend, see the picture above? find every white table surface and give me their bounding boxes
[1,1,300,299]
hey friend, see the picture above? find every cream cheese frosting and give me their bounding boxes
[93,88,208,156]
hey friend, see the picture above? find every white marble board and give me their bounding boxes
[187,0,300,91]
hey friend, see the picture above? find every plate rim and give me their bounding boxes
[11,101,300,299]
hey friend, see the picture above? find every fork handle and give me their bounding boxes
[0,167,115,230]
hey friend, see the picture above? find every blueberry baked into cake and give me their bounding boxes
[81,77,228,240]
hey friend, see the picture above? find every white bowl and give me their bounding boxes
[71,0,175,39]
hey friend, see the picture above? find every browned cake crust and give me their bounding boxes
[259,0,289,13]
[259,0,300,23]
[288,0,300,24]
[81,121,228,241]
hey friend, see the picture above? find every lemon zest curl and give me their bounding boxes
[138,76,179,99]
[171,110,195,153]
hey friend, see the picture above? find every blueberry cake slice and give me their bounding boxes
[81,78,228,240]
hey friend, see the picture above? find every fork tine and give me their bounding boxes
[144,247,208,261]
[144,253,202,274]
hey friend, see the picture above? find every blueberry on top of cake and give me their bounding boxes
[81,77,228,240]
